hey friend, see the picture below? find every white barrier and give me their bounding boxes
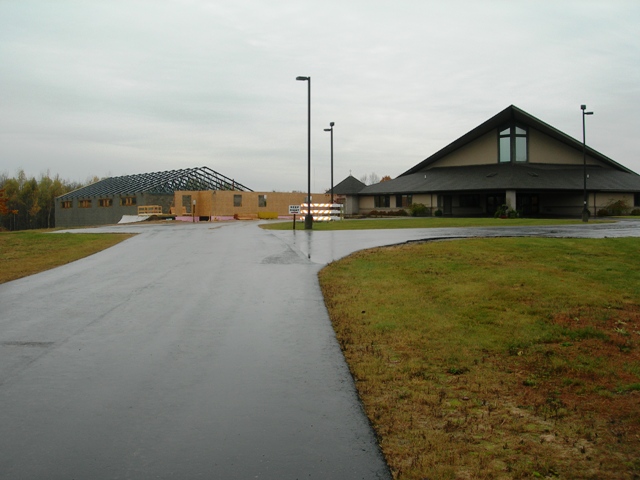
[298,203,343,222]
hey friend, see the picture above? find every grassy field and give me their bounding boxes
[260,217,601,231]
[319,237,640,479]
[0,230,133,284]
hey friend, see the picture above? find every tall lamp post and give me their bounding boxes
[581,104,594,222]
[324,122,335,203]
[296,76,313,229]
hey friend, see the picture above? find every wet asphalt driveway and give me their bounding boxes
[1,220,639,479]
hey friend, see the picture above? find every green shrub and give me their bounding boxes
[597,209,608,217]
[434,209,443,217]
[409,203,429,217]
[630,208,640,216]
[494,204,509,218]
[369,209,409,217]
[604,199,629,216]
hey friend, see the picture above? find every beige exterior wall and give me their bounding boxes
[528,129,605,166]
[412,194,436,208]
[173,191,331,217]
[357,193,438,215]
[429,131,497,168]
[359,196,375,210]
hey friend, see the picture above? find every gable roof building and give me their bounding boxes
[357,105,640,217]
[55,166,253,227]
[332,175,367,195]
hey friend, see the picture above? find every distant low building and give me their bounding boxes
[354,105,640,217]
[55,166,330,227]
[331,175,366,215]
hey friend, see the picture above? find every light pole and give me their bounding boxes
[581,104,593,222]
[324,122,335,203]
[296,76,313,229]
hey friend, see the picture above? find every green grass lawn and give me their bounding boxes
[319,237,640,479]
[260,217,603,230]
[0,230,133,284]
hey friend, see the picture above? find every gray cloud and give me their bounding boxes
[1,0,639,192]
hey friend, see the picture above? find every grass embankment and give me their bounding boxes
[319,238,640,479]
[0,230,133,284]
[261,217,600,231]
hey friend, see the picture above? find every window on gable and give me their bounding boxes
[499,125,528,163]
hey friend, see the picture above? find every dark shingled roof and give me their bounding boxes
[360,163,640,195]
[332,175,366,195]
[58,166,253,200]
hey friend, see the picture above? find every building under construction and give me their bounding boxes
[55,166,330,227]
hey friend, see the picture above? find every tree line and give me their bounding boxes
[0,170,95,231]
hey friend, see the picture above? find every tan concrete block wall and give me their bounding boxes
[174,191,332,217]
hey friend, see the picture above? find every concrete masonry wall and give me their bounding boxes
[173,191,332,218]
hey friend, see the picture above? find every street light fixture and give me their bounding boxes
[297,76,312,229]
[324,122,335,203]
[581,104,594,222]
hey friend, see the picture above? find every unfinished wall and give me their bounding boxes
[174,191,332,218]
[55,193,174,227]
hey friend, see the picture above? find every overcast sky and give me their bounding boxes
[1,1,639,192]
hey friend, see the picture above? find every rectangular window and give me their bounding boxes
[99,198,113,207]
[374,195,390,208]
[499,125,528,163]
[635,193,640,207]
[61,200,72,209]
[181,195,191,214]
[234,194,242,207]
[258,195,267,208]
[395,194,413,208]
[499,136,511,163]
[78,199,92,208]
[459,194,480,208]
[121,196,137,206]
[516,194,540,215]
[515,136,527,162]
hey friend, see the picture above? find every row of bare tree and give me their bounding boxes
[0,170,95,231]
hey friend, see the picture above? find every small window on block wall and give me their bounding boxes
[79,199,92,208]
[99,198,113,207]
[395,194,412,208]
[374,195,390,208]
[61,200,72,209]
[258,195,267,207]
[234,194,242,207]
[120,196,137,206]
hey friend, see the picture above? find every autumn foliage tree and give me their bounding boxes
[0,170,83,231]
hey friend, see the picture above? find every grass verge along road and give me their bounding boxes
[319,237,640,479]
[261,217,599,230]
[0,230,133,284]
